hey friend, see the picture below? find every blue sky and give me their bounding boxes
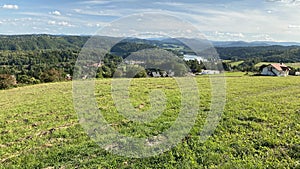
[0,0,300,41]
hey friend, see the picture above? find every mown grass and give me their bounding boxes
[222,60,244,67]
[0,76,299,168]
[229,61,244,67]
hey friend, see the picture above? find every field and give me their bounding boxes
[255,62,300,68]
[226,61,300,69]
[229,61,245,67]
[1,76,300,168]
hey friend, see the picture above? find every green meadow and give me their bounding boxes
[0,76,299,168]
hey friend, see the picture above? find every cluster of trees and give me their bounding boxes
[0,74,17,89]
[231,58,261,72]
[0,49,78,89]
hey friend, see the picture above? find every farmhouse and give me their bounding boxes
[201,70,220,75]
[151,72,161,77]
[261,63,290,77]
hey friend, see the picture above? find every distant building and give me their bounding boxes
[183,54,207,63]
[65,74,72,80]
[168,71,175,77]
[124,60,145,65]
[151,72,161,77]
[148,70,175,78]
[261,63,290,77]
[201,70,220,75]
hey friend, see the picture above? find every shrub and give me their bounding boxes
[40,68,63,83]
[0,74,17,89]
[17,75,40,84]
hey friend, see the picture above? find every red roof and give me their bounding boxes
[270,63,290,71]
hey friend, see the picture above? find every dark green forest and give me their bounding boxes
[1,34,300,89]
[217,46,300,62]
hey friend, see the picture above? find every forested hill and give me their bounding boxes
[1,35,300,63]
[2,34,300,63]
[0,35,89,50]
[216,45,300,62]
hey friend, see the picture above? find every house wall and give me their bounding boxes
[261,67,277,76]
[280,71,289,77]
[273,69,281,76]
[261,66,289,76]
[201,70,220,75]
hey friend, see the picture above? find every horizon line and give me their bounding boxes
[0,33,300,43]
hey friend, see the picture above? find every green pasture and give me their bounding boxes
[0,76,299,168]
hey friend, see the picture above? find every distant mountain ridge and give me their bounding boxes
[156,37,300,47]
[211,40,300,47]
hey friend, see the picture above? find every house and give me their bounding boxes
[261,63,290,77]
[151,72,161,77]
[201,70,220,75]
[65,74,72,80]
[124,60,145,65]
[167,71,175,77]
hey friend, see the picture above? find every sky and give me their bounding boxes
[0,0,300,42]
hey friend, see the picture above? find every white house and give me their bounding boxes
[151,72,161,77]
[201,70,220,75]
[261,63,290,77]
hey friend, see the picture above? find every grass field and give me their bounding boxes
[225,61,300,69]
[255,62,300,68]
[222,60,244,67]
[229,61,245,67]
[1,76,300,168]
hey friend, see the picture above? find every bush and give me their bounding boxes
[125,65,147,78]
[17,75,40,84]
[0,74,17,89]
[40,68,63,83]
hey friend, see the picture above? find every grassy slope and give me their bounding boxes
[255,62,300,68]
[0,77,299,168]
[225,61,300,69]
[230,61,245,67]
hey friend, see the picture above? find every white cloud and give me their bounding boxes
[57,21,73,27]
[266,0,300,6]
[48,20,56,25]
[213,31,245,39]
[48,20,74,27]
[85,22,106,27]
[86,23,93,27]
[251,34,274,41]
[266,0,300,3]
[154,2,185,6]
[78,0,111,5]
[288,24,300,28]
[73,8,122,16]
[49,10,61,16]
[2,4,19,10]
